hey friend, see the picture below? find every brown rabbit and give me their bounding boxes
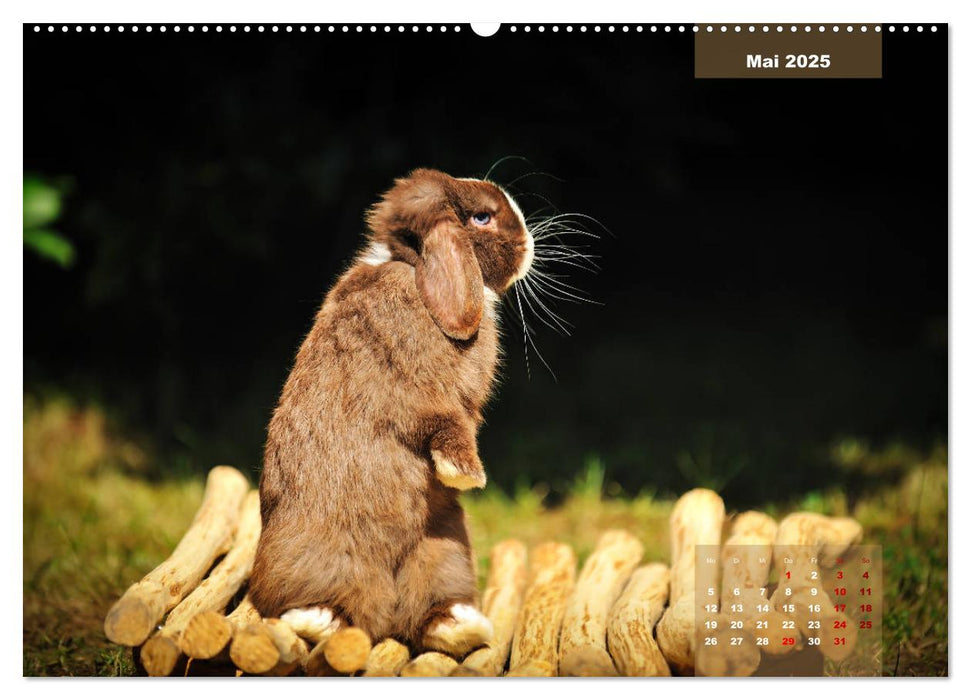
[248,169,534,655]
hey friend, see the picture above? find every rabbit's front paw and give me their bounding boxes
[422,603,493,657]
[431,450,487,490]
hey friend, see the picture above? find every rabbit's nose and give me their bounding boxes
[512,229,535,285]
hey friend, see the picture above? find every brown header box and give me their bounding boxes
[695,26,882,78]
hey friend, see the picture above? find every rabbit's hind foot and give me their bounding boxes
[280,605,343,644]
[421,603,493,658]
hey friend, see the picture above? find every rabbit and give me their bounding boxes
[248,168,535,656]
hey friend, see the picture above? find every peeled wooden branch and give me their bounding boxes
[694,613,760,677]
[773,589,858,662]
[449,666,481,676]
[655,489,725,674]
[690,511,773,676]
[718,511,787,659]
[508,542,577,677]
[460,539,528,676]
[668,489,726,603]
[212,614,306,676]
[773,513,862,589]
[721,511,777,596]
[177,490,261,658]
[400,652,459,677]
[323,627,372,674]
[105,466,250,646]
[559,530,643,676]
[256,619,309,676]
[300,627,372,676]
[231,623,280,674]
[770,513,863,654]
[138,487,259,675]
[138,635,183,678]
[302,639,339,676]
[179,611,233,661]
[654,596,694,674]
[227,595,262,630]
[606,563,671,676]
[505,660,555,676]
[729,510,779,542]
[363,638,411,677]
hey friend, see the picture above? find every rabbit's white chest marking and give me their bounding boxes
[360,241,392,266]
[483,286,499,320]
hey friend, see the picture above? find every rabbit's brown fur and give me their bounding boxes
[249,169,533,648]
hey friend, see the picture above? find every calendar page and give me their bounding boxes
[696,544,882,676]
[21,9,948,681]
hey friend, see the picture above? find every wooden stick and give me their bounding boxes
[363,638,411,677]
[139,635,183,677]
[559,530,643,676]
[721,511,777,596]
[505,660,555,676]
[230,623,280,674]
[459,539,527,676]
[179,611,233,661]
[655,488,725,674]
[772,513,862,590]
[654,596,694,674]
[450,665,482,676]
[775,589,859,662]
[606,563,671,676]
[719,512,787,659]
[303,637,340,677]
[770,513,863,653]
[399,652,459,677]
[177,490,262,658]
[227,595,263,630]
[508,542,577,677]
[323,627,372,674]
[668,489,726,603]
[261,619,310,676]
[177,595,266,674]
[138,489,260,675]
[818,610,858,662]
[694,613,760,677]
[105,466,250,646]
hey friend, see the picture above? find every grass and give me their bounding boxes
[22,395,947,676]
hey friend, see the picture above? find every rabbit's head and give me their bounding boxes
[365,169,533,340]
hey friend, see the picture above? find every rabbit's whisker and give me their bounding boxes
[504,171,566,188]
[513,281,557,380]
[512,282,531,378]
[532,227,601,242]
[519,276,574,336]
[522,275,589,308]
[483,155,532,182]
[533,249,601,272]
[527,269,601,306]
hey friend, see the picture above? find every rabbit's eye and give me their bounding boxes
[471,212,492,226]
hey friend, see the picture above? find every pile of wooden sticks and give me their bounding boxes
[103,466,863,676]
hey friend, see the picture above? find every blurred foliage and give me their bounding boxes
[23,175,75,268]
[23,395,203,676]
[22,395,947,676]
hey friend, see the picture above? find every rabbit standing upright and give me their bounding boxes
[248,169,535,656]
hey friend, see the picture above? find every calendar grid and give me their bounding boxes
[695,544,882,676]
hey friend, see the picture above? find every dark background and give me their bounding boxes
[23,25,946,506]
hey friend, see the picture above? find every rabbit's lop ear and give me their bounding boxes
[416,219,484,340]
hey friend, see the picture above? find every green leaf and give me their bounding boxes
[23,177,62,230]
[24,228,75,268]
